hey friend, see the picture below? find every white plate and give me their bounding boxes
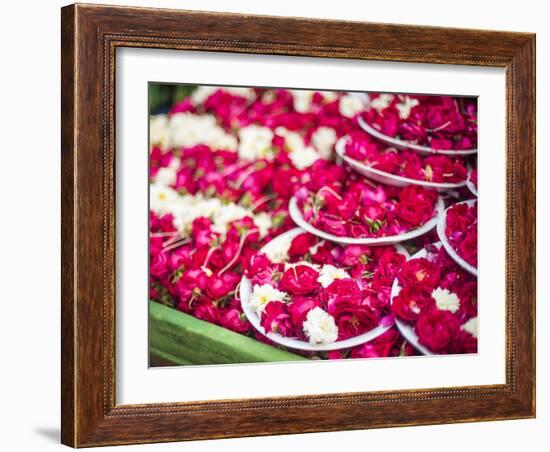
[288,196,444,246]
[389,244,437,356]
[239,227,407,352]
[335,136,466,191]
[358,115,477,157]
[436,199,478,276]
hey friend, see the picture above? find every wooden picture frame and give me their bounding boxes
[61,3,536,447]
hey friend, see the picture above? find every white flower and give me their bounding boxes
[150,183,179,215]
[319,91,338,103]
[290,89,314,113]
[311,126,337,159]
[191,86,255,106]
[149,114,170,149]
[275,127,303,151]
[275,127,320,170]
[250,284,286,314]
[289,146,319,170]
[154,167,177,186]
[462,317,478,338]
[262,234,292,263]
[369,94,395,112]
[396,96,420,120]
[303,307,339,345]
[168,156,181,169]
[431,287,461,313]
[168,113,237,150]
[190,86,218,105]
[317,264,351,288]
[339,94,364,118]
[211,203,250,234]
[253,212,272,238]
[238,125,274,161]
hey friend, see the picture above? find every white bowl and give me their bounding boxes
[239,227,407,352]
[358,115,477,157]
[288,196,444,246]
[466,169,478,197]
[389,244,438,356]
[335,136,467,191]
[436,199,478,276]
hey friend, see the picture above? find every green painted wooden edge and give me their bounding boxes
[149,302,307,365]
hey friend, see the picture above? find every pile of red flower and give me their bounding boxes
[391,244,478,354]
[361,93,478,150]
[344,131,469,183]
[148,85,479,359]
[444,201,478,267]
[295,176,439,238]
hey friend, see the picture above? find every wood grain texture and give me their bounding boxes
[61,3,536,447]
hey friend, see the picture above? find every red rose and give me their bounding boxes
[206,271,240,300]
[376,248,406,280]
[288,232,317,258]
[280,265,320,295]
[150,250,169,279]
[332,304,378,340]
[445,203,470,234]
[446,329,478,354]
[220,308,251,334]
[415,309,460,353]
[260,301,295,337]
[395,186,438,227]
[458,230,478,266]
[396,202,434,228]
[398,258,441,289]
[288,296,320,328]
[349,328,402,358]
[325,278,362,308]
[337,193,360,221]
[241,251,270,278]
[193,298,221,324]
[457,281,478,319]
[392,287,435,322]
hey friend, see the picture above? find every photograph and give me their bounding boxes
[148,84,479,365]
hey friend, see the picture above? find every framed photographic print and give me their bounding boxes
[61,3,536,447]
